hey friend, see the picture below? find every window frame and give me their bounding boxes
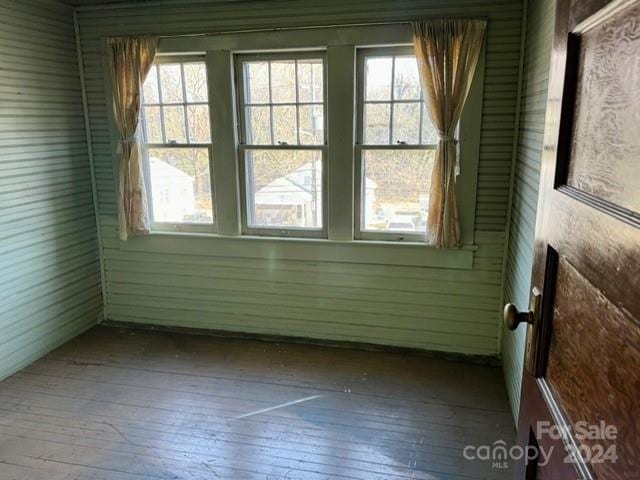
[234,51,329,239]
[105,24,483,268]
[139,54,216,234]
[354,46,437,242]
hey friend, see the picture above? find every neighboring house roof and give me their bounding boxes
[255,162,319,206]
[255,162,377,206]
[150,158,193,182]
[365,177,377,190]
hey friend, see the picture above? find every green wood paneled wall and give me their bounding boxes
[0,0,103,380]
[502,0,555,420]
[76,0,524,356]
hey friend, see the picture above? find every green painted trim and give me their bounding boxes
[120,232,476,269]
[327,45,356,241]
[74,10,106,321]
[160,24,414,52]
[499,0,529,357]
[457,39,485,246]
[208,50,242,235]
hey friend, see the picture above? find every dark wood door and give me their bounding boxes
[507,0,640,478]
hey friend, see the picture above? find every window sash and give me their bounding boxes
[140,56,216,232]
[141,142,216,232]
[235,51,328,147]
[237,145,328,238]
[141,57,210,145]
[353,145,433,242]
[235,51,328,237]
[355,47,438,241]
[356,46,439,147]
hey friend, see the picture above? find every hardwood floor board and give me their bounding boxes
[51,328,508,409]
[0,398,476,466]
[0,431,410,480]
[8,365,514,438]
[0,421,486,480]
[0,325,514,479]
[0,377,511,452]
[0,395,501,471]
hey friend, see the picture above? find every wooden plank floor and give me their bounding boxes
[0,326,515,480]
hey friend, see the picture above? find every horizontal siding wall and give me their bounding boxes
[0,0,102,379]
[77,0,523,356]
[0,0,103,379]
[502,0,555,419]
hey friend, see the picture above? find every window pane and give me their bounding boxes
[273,105,297,145]
[187,105,210,143]
[163,106,186,143]
[392,102,420,144]
[361,149,434,233]
[297,59,323,103]
[365,57,392,101]
[421,103,439,144]
[364,102,391,144]
[183,63,208,102]
[270,60,296,103]
[393,57,421,100]
[142,65,159,104]
[143,106,163,143]
[244,62,269,104]
[159,64,183,103]
[246,106,271,144]
[246,149,322,228]
[148,148,213,224]
[298,104,324,145]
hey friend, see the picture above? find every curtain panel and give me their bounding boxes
[413,19,486,247]
[108,36,158,240]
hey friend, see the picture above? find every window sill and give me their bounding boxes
[120,231,476,269]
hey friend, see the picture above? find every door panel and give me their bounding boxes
[546,257,640,479]
[566,0,640,212]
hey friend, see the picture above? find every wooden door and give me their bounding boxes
[505,0,640,478]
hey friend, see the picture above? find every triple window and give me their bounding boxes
[139,46,452,241]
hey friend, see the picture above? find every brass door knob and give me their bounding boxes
[503,303,534,330]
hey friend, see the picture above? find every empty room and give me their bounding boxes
[1,0,638,478]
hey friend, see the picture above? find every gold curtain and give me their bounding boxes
[413,19,486,247]
[108,36,158,240]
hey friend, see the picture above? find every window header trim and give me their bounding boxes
[159,24,415,54]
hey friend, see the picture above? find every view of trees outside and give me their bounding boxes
[141,62,213,224]
[362,149,433,232]
[361,54,438,233]
[241,58,324,228]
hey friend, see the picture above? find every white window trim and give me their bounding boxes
[103,23,484,269]
[234,51,328,238]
